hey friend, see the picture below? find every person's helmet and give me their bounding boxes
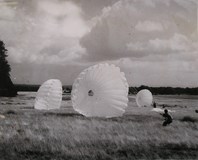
[164,109,168,113]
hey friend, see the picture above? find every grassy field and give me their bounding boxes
[0,94,197,160]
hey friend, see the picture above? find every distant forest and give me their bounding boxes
[129,85,198,95]
[14,84,72,92]
[14,84,198,95]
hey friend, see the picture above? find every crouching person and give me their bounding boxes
[161,109,173,126]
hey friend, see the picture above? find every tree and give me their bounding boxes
[0,40,17,97]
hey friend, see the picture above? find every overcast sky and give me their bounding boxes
[0,0,197,87]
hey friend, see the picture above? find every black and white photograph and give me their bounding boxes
[0,0,198,159]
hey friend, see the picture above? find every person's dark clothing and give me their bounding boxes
[153,102,156,108]
[162,113,172,126]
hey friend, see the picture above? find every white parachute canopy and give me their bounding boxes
[151,108,175,113]
[34,79,62,110]
[136,89,153,107]
[71,63,129,118]
[151,108,164,113]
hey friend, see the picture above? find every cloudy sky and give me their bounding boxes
[0,0,197,87]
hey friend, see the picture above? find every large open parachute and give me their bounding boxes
[34,79,62,110]
[136,89,153,107]
[71,63,129,118]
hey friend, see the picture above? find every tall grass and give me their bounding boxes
[0,108,197,160]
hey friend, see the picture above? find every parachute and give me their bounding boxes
[151,108,164,113]
[34,79,62,110]
[136,89,153,107]
[151,108,175,113]
[71,63,129,118]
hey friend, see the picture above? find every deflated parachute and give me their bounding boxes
[151,108,175,113]
[71,63,129,118]
[34,79,62,110]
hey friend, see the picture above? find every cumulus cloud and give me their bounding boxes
[0,0,89,64]
[127,33,191,54]
[1,0,197,86]
[135,21,163,32]
[110,58,198,87]
[80,0,197,61]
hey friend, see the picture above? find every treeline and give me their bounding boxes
[15,84,72,93]
[15,84,198,95]
[129,85,198,95]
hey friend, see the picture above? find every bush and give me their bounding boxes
[180,116,197,123]
[5,110,16,115]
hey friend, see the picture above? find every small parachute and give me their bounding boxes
[136,89,153,107]
[34,79,62,110]
[71,63,129,118]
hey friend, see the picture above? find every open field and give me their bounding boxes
[0,92,198,160]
